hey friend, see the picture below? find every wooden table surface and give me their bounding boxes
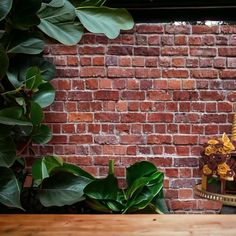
[0,214,236,236]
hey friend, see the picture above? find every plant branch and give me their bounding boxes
[16,138,32,157]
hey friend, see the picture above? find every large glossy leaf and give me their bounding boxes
[0,167,23,209]
[8,37,44,55]
[30,101,44,125]
[0,0,13,21]
[84,174,119,200]
[0,45,9,79]
[12,0,41,30]
[26,67,43,90]
[53,163,94,179]
[0,137,16,167]
[0,116,32,126]
[32,82,55,108]
[32,124,52,144]
[32,158,49,181]
[37,1,84,45]
[76,7,134,39]
[0,107,23,119]
[32,156,63,181]
[126,161,157,187]
[151,189,169,214]
[39,172,91,207]
[45,0,65,7]
[79,0,106,7]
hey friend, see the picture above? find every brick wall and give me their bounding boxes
[38,23,236,213]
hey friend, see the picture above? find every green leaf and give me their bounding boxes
[52,163,94,180]
[76,7,134,39]
[32,158,49,181]
[7,56,56,88]
[0,0,13,21]
[0,45,9,79]
[0,137,16,167]
[32,124,52,144]
[26,67,43,90]
[0,167,23,209]
[43,156,64,172]
[12,0,41,30]
[30,101,44,125]
[85,199,112,213]
[0,116,32,126]
[39,172,92,207]
[45,0,65,7]
[0,107,23,119]
[151,189,169,214]
[37,1,84,45]
[32,82,55,108]
[32,155,63,181]
[8,37,44,54]
[126,161,157,187]
[84,174,119,201]
[79,0,106,7]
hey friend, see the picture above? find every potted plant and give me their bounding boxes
[0,0,134,211]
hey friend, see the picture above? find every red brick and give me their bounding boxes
[121,91,145,100]
[147,91,172,101]
[192,25,219,34]
[163,69,189,78]
[67,56,78,66]
[173,135,198,145]
[80,67,106,77]
[148,35,160,45]
[44,113,67,123]
[200,91,224,101]
[174,36,187,45]
[108,68,134,78]
[121,113,146,123]
[172,58,185,67]
[108,46,133,55]
[165,168,178,178]
[86,79,98,90]
[50,45,77,55]
[147,135,172,144]
[79,46,105,55]
[191,69,218,79]
[190,48,217,57]
[134,47,160,56]
[69,135,93,144]
[94,136,118,145]
[178,189,193,199]
[68,113,93,122]
[147,113,173,122]
[95,113,119,123]
[93,56,105,66]
[136,24,164,33]
[188,36,202,45]
[197,200,222,210]
[219,70,236,79]
[94,91,119,101]
[219,47,236,57]
[161,47,188,56]
[168,80,181,89]
[120,135,144,144]
[68,92,92,101]
[165,25,191,34]
[161,35,174,46]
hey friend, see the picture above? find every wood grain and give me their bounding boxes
[0,214,236,236]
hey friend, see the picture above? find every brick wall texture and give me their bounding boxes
[38,23,236,213]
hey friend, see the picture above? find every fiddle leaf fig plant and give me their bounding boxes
[0,0,134,210]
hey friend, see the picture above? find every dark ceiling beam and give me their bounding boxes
[106,0,236,22]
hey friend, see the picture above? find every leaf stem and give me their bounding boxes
[108,159,115,175]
